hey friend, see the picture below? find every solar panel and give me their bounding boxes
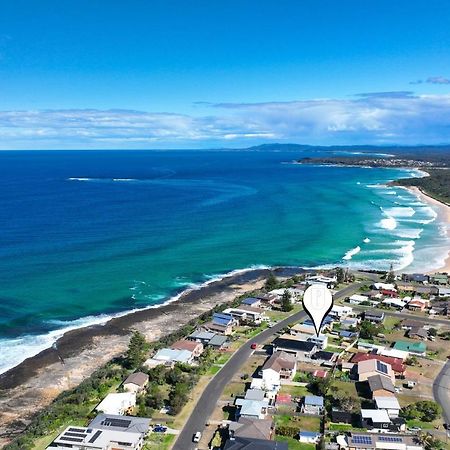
[376,360,388,374]
[64,432,87,438]
[379,436,403,443]
[102,418,132,428]
[59,436,84,443]
[88,430,103,443]
[352,435,373,445]
[68,427,86,433]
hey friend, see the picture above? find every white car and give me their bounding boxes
[193,431,202,443]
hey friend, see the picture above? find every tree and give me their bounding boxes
[406,355,418,366]
[336,267,345,284]
[281,289,293,312]
[429,328,438,337]
[386,263,395,283]
[400,401,441,422]
[309,377,331,397]
[168,382,189,415]
[126,331,149,369]
[264,272,278,291]
[418,432,445,450]
[359,320,383,340]
[334,389,360,412]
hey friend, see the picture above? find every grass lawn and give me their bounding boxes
[222,381,246,398]
[383,316,400,331]
[275,436,316,450]
[279,384,310,398]
[144,433,175,450]
[331,380,358,397]
[215,353,232,365]
[275,414,321,431]
[328,423,366,432]
[32,419,88,450]
[406,419,441,430]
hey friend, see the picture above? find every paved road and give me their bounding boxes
[172,283,359,450]
[434,361,450,424]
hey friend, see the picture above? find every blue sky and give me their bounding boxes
[0,0,450,148]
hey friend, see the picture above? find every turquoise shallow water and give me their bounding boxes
[0,149,447,372]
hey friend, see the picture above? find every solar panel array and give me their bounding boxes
[88,430,103,443]
[351,435,373,445]
[101,418,132,428]
[379,436,403,443]
[376,360,388,374]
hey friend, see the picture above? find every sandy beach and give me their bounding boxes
[406,186,450,273]
[1,267,303,446]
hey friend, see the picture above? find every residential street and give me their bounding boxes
[433,360,450,424]
[172,282,358,450]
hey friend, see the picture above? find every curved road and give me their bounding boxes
[173,283,359,450]
[433,361,450,424]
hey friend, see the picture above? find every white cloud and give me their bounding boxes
[1,92,450,148]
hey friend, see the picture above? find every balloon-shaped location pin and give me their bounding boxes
[302,284,334,336]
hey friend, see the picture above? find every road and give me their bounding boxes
[434,361,450,424]
[172,283,359,450]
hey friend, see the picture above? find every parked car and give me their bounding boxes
[153,425,167,433]
[250,343,257,349]
[409,426,422,432]
[193,431,202,442]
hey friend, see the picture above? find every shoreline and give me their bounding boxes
[0,266,304,446]
[404,186,450,274]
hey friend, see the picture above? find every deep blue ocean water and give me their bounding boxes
[0,149,448,372]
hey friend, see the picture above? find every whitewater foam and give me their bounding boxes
[342,246,361,260]
[0,265,271,375]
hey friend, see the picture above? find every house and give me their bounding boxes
[272,337,317,360]
[374,396,400,418]
[122,372,149,393]
[88,414,151,435]
[341,317,360,329]
[361,409,391,431]
[407,326,428,340]
[311,351,338,366]
[235,398,270,419]
[346,433,424,450]
[402,273,429,283]
[331,408,354,424]
[261,351,297,381]
[224,437,288,450]
[148,348,194,366]
[47,425,145,450]
[341,362,355,373]
[290,323,316,336]
[415,285,439,296]
[395,282,416,292]
[373,283,396,291]
[351,353,405,377]
[312,369,328,378]
[244,388,266,401]
[275,393,293,407]
[187,330,228,349]
[301,395,324,415]
[223,305,266,324]
[357,359,395,383]
[367,375,395,398]
[380,289,398,298]
[330,305,353,319]
[170,339,204,357]
[339,330,359,340]
[228,417,273,441]
[438,287,450,298]
[431,273,449,285]
[202,312,235,335]
[95,393,136,415]
[255,293,279,306]
[393,340,426,356]
[250,377,278,400]
[364,311,385,323]
[299,431,321,444]
[400,319,426,330]
[382,298,406,309]
[307,334,328,349]
[241,297,262,307]
[407,298,428,312]
[349,294,369,305]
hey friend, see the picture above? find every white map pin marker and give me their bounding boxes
[302,284,334,336]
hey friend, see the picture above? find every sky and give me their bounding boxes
[0,0,450,149]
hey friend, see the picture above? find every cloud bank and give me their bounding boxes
[1,92,450,148]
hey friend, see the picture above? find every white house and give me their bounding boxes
[374,396,401,418]
[301,395,324,415]
[299,431,321,444]
[96,393,136,415]
[223,306,266,324]
[330,305,353,319]
[348,294,369,304]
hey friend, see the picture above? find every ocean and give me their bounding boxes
[0,149,448,373]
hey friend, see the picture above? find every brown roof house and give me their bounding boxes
[228,417,273,441]
[368,374,395,398]
[358,359,395,383]
[123,372,149,393]
[261,351,297,381]
[171,339,204,358]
